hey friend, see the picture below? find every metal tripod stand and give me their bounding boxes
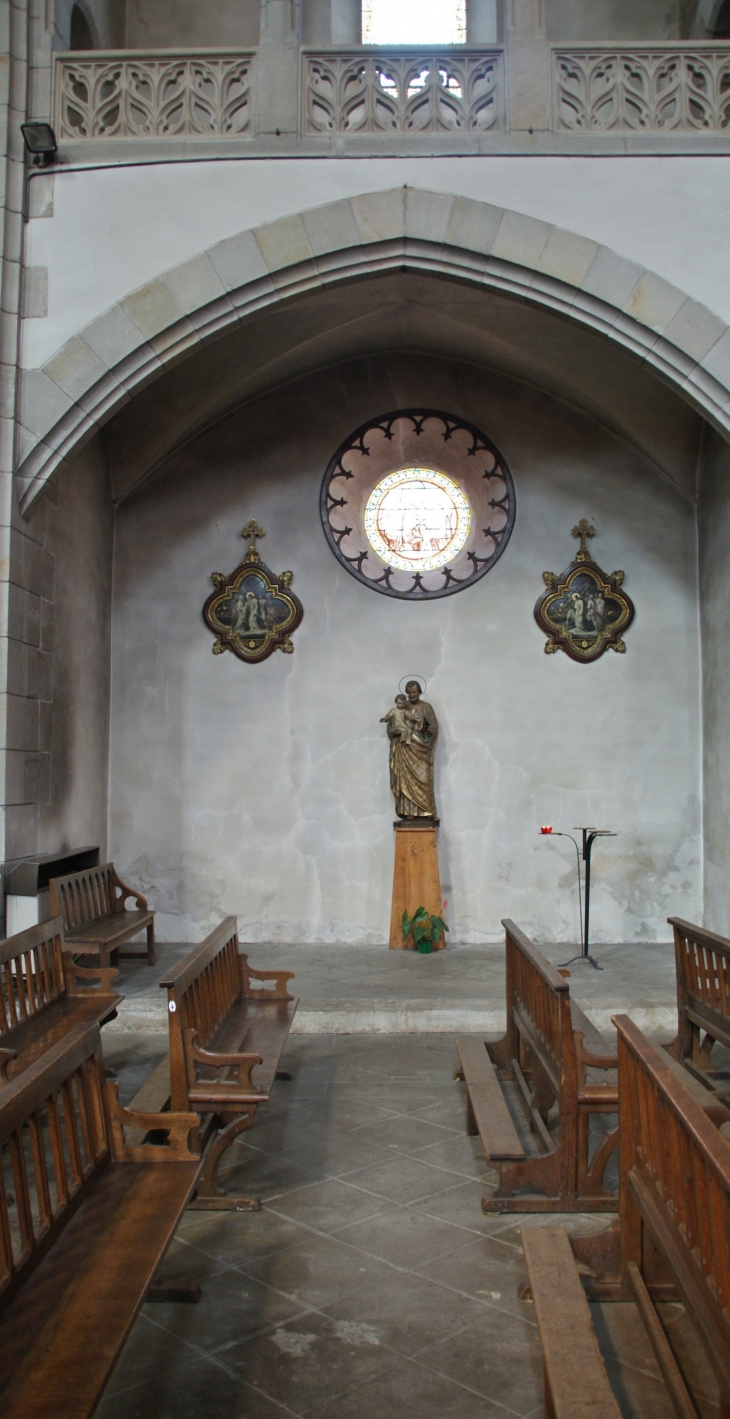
[558,827,616,971]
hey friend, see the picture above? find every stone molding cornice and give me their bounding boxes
[16,186,730,514]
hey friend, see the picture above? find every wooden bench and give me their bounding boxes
[129,917,298,1210]
[0,916,121,1082]
[0,1021,201,1419]
[523,1014,730,1419]
[456,918,620,1213]
[49,860,155,967]
[668,915,730,1102]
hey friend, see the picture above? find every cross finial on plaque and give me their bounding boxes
[241,519,266,561]
[571,518,595,562]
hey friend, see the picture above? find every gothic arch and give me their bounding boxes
[17,186,730,514]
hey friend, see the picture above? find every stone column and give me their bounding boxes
[506,0,550,133]
[257,0,302,136]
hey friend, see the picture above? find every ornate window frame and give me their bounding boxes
[320,408,516,600]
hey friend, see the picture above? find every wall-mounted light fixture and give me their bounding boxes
[20,122,58,166]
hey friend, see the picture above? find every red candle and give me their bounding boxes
[540,826,553,834]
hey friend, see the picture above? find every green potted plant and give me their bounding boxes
[401,906,448,954]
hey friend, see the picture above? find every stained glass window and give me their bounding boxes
[364,467,471,573]
[362,0,466,45]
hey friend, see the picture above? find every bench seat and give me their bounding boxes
[2,989,120,1081]
[64,908,154,954]
[522,1225,621,1419]
[0,1159,198,1419]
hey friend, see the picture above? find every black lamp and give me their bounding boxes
[20,122,58,166]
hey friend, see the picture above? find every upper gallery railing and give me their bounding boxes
[53,44,730,143]
[553,45,730,132]
[54,50,254,138]
[302,50,503,133]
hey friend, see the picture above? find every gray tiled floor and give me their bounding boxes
[99,1033,719,1419]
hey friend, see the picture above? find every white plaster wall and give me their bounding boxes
[699,427,730,934]
[108,354,701,944]
[22,155,730,371]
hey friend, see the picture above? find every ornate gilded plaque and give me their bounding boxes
[203,521,303,663]
[534,520,634,663]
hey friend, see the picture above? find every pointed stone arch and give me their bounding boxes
[17,185,730,514]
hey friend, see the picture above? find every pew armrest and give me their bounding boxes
[185,1029,265,1094]
[106,1081,200,1160]
[242,962,296,1001]
[63,956,120,995]
[111,867,148,913]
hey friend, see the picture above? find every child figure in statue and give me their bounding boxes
[380,693,424,743]
[381,681,439,821]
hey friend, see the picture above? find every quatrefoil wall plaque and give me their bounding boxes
[203,521,303,664]
[534,520,635,663]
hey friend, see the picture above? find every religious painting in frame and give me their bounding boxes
[203,520,303,664]
[534,519,634,663]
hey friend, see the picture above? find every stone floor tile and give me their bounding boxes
[322,1267,490,1356]
[413,1178,505,1235]
[347,1112,459,1153]
[492,1212,615,1249]
[154,1233,233,1283]
[219,1145,323,1199]
[410,1132,497,1180]
[143,1265,308,1352]
[267,1177,397,1232]
[98,1351,296,1418]
[409,1096,466,1132]
[223,1310,394,1415]
[414,1234,530,1312]
[240,1232,397,1310]
[101,1313,202,1398]
[176,1206,316,1266]
[415,1306,544,1416]
[604,1357,680,1419]
[334,1203,473,1268]
[340,1153,469,1204]
[305,1353,510,1419]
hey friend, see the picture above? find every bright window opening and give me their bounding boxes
[362,0,466,45]
[364,468,471,573]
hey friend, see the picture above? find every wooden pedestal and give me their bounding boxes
[389,821,444,950]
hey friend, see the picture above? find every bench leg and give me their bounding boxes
[188,1109,259,1211]
[147,922,156,966]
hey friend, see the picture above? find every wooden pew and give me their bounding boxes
[0,916,121,1081]
[49,860,155,967]
[128,917,298,1210]
[0,1021,200,1419]
[523,1015,730,1419]
[456,919,619,1213]
[668,915,730,1100]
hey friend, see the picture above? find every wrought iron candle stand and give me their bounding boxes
[539,825,616,970]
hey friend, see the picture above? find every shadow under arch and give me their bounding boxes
[17,186,730,514]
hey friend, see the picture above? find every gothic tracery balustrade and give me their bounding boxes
[303,51,503,134]
[553,47,730,133]
[55,52,254,138]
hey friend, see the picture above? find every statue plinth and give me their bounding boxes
[389,821,444,950]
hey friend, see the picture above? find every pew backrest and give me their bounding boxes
[0,917,69,1041]
[49,862,146,932]
[0,1023,111,1312]
[161,916,295,1112]
[503,919,576,1102]
[668,916,730,1057]
[614,1013,730,1397]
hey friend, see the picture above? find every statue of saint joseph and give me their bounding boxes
[380,680,439,820]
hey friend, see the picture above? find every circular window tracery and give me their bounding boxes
[320,409,515,600]
[364,467,471,573]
